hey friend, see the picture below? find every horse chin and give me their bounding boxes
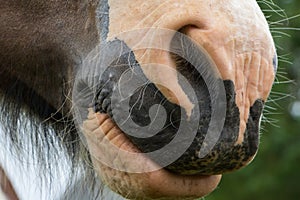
[82,110,221,199]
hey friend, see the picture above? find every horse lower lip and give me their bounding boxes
[82,111,221,199]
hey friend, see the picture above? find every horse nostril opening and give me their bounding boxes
[178,24,199,36]
[182,24,199,30]
[177,22,210,39]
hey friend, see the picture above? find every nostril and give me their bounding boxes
[183,24,199,29]
[178,24,202,35]
[178,19,211,34]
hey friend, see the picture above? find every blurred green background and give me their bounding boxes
[207,1,300,200]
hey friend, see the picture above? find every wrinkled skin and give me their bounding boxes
[0,0,276,199]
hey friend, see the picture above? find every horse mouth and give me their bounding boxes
[73,31,266,199]
[89,36,264,176]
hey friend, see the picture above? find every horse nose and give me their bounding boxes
[89,0,276,175]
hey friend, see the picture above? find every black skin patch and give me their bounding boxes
[93,39,264,175]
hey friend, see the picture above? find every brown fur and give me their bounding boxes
[0,1,102,198]
[0,0,99,111]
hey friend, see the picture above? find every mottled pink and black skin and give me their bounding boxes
[91,36,267,175]
[0,0,277,199]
